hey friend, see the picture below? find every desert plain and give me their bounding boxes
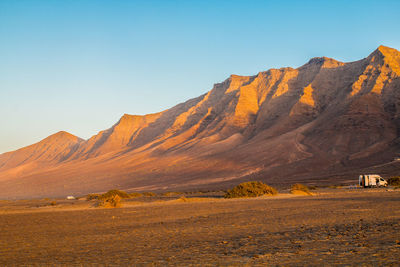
[0,188,399,266]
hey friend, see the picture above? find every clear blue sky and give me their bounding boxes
[1,0,399,153]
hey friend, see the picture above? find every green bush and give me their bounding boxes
[224,181,278,198]
[290,183,311,194]
[388,177,400,186]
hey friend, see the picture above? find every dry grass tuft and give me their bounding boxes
[87,189,130,207]
[177,196,188,202]
[97,195,121,208]
[162,192,184,197]
[224,181,278,198]
[87,189,130,201]
[129,192,143,198]
[100,189,130,199]
[142,192,156,197]
[388,177,400,186]
[169,197,219,203]
[290,184,312,195]
[86,194,101,200]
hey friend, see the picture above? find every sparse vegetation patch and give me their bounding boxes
[177,196,188,202]
[162,192,184,197]
[86,189,130,201]
[224,181,278,198]
[100,189,130,199]
[388,177,400,187]
[86,189,131,207]
[290,184,312,195]
[129,192,143,198]
[86,193,101,200]
[291,183,311,193]
[142,192,156,197]
[98,195,121,208]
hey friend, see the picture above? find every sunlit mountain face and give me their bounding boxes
[1,46,400,199]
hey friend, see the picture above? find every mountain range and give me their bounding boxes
[1,45,400,199]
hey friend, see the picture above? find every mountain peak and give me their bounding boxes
[307,57,329,64]
[302,56,343,69]
[377,45,399,55]
[44,131,83,143]
[118,112,162,124]
[369,45,400,59]
[368,45,400,75]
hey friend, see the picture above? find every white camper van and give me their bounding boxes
[359,174,388,188]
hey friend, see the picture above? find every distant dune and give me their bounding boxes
[1,46,400,198]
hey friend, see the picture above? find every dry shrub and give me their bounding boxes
[98,195,121,208]
[175,197,216,203]
[87,189,130,201]
[162,192,184,197]
[177,196,188,202]
[291,184,312,195]
[142,192,156,197]
[86,193,101,200]
[100,189,130,200]
[224,181,278,198]
[129,192,143,198]
[388,177,400,186]
[50,201,57,206]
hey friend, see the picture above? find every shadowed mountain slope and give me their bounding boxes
[1,46,400,198]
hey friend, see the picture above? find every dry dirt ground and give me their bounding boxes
[0,188,399,266]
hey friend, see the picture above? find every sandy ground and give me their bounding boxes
[0,188,399,266]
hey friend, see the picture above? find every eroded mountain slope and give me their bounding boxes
[1,46,400,198]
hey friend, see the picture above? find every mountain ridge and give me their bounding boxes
[1,45,400,198]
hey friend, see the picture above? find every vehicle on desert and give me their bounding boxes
[359,174,388,188]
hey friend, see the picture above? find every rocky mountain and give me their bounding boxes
[0,131,83,174]
[1,45,400,199]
